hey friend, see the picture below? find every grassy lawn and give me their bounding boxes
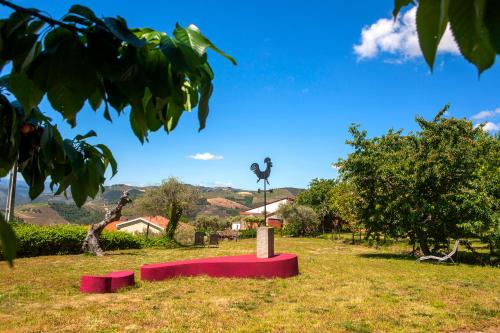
[0,237,499,333]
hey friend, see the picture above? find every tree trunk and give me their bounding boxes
[165,204,182,240]
[81,191,131,256]
[416,231,431,256]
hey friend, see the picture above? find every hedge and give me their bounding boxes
[3,224,143,258]
[239,229,257,239]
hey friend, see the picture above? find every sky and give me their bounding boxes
[1,1,500,190]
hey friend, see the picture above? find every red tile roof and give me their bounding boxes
[104,215,170,231]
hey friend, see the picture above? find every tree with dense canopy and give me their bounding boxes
[296,178,337,233]
[328,180,362,242]
[0,1,235,263]
[134,177,201,240]
[338,106,500,256]
[278,202,320,237]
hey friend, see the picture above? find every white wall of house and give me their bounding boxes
[243,198,292,216]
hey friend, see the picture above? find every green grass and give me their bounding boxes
[0,237,499,332]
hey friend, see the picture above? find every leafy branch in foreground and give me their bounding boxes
[394,0,500,74]
[0,1,235,262]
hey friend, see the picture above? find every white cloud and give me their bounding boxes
[482,122,500,132]
[471,108,500,120]
[188,152,224,161]
[354,7,460,61]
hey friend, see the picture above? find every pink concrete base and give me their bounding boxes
[80,270,135,293]
[141,253,299,281]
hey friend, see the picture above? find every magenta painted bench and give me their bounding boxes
[80,270,135,293]
[141,253,299,281]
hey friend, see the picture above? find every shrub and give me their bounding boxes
[278,203,320,237]
[192,215,228,234]
[239,229,257,239]
[3,224,142,258]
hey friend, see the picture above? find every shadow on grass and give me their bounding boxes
[358,251,499,266]
[358,253,415,261]
[103,251,146,256]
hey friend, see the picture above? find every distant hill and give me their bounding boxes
[207,197,249,210]
[3,179,303,225]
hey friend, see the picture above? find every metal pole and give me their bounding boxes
[5,160,17,222]
[263,180,267,226]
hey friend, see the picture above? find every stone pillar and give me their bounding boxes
[257,227,274,258]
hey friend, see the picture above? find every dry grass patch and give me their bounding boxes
[0,237,499,332]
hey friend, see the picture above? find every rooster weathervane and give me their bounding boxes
[251,157,272,184]
[250,157,273,222]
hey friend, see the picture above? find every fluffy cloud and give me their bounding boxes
[471,108,500,133]
[471,108,500,120]
[482,122,500,132]
[187,152,224,161]
[354,7,459,61]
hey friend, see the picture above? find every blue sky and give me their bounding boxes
[2,1,500,189]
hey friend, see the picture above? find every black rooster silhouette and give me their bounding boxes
[250,157,273,184]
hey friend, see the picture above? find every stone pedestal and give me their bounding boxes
[257,227,274,258]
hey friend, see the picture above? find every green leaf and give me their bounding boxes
[197,81,213,132]
[393,0,415,19]
[484,0,500,53]
[449,0,496,74]
[45,36,98,126]
[165,102,183,133]
[71,175,88,207]
[27,20,45,34]
[88,86,103,111]
[103,17,146,48]
[0,214,17,266]
[181,81,198,111]
[96,143,117,176]
[416,0,450,71]
[21,153,46,199]
[63,140,85,176]
[75,130,97,141]
[138,47,171,97]
[62,14,92,27]
[103,100,112,122]
[68,4,99,23]
[174,24,237,65]
[130,101,148,143]
[143,88,162,131]
[8,72,43,113]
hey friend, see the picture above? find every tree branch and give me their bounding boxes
[0,0,86,33]
[81,191,132,256]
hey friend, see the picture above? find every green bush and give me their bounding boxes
[142,236,178,248]
[239,229,257,239]
[4,224,142,258]
[279,203,320,237]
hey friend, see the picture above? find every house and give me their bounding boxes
[233,198,294,230]
[105,215,169,235]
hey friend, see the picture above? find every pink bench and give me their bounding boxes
[80,270,135,293]
[141,253,299,281]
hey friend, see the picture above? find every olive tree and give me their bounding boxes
[296,178,337,233]
[134,177,200,240]
[278,202,320,237]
